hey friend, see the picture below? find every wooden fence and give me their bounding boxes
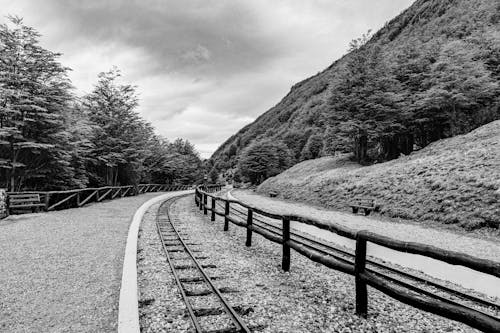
[6,184,192,215]
[195,186,500,333]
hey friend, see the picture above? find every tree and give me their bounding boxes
[300,134,323,160]
[238,139,292,184]
[416,40,499,138]
[347,29,372,52]
[0,17,205,190]
[227,143,237,157]
[142,136,203,185]
[322,126,351,156]
[208,167,218,184]
[0,16,77,190]
[282,129,311,161]
[83,68,152,186]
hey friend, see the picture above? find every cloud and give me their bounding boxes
[0,0,415,158]
[181,44,212,64]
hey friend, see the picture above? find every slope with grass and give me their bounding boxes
[258,120,500,232]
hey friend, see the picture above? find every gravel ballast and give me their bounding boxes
[138,195,483,332]
[0,192,175,333]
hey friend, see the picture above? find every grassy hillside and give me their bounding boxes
[257,120,500,232]
[211,0,500,175]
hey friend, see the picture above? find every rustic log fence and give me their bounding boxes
[194,186,500,333]
[6,184,192,215]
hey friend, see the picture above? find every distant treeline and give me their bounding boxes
[0,16,203,191]
[210,0,500,184]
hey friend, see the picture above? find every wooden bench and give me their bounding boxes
[269,191,278,198]
[8,193,46,214]
[349,197,377,216]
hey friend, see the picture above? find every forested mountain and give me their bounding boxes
[210,0,500,181]
[0,17,203,191]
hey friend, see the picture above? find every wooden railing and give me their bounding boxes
[6,184,192,214]
[194,186,500,333]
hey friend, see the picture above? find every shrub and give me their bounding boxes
[301,134,324,160]
[238,139,292,184]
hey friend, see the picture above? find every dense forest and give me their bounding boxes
[0,16,203,191]
[210,0,500,184]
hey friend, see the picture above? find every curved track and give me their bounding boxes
[156,196,252,333]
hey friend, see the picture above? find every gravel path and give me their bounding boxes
[138,195,481,332]
[229,190,500,301]
[231,190,500,262]
[0,192,173,333]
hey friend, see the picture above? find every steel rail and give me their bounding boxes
[156,196,251,333]
[156,198,203,332]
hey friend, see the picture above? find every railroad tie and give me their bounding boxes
[168,249,186,252]
[184,286,239,297]
[204,327,250,333]
[164,243,183,246]
[179,276,223,283]
[174,264,217,270]
[170,255,209,260]
[204,325,267,333]
[184,289,213,296]
[192,305,254,317]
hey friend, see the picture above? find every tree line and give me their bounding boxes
[209,0,500,184]
[0,16,203,191]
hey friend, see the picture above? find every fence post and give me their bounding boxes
[1,189,7,217]
[355,235,368,317]
[282,217,291,272]
[44,193,50,211]
[203,193,207,215]
[224,201,230,231]
[211,197,215,221]
[199,192,203,210]
[246,209,253,246]
[76,192,81,207]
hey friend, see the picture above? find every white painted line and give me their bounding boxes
[118,190,192,333]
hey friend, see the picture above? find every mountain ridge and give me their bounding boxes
[209,0,499,177]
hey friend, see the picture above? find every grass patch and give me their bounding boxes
[258,121,500,233]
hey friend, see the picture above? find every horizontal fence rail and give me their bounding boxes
[6,184,193,215]
[194,186,500,333]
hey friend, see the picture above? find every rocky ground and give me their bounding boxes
[137,195,484,332]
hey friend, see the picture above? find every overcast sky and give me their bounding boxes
[1,0,415,158]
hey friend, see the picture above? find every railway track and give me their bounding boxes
[216,200,500,316]
[155,196,253,333]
